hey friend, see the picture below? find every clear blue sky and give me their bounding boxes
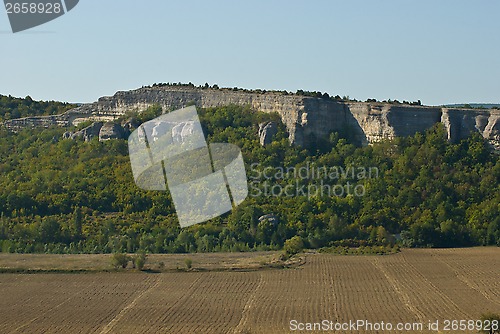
[1,0,499,105]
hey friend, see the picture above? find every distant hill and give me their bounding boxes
[445,103,500,109]
[3,85,500,151]
[0,94,77,122]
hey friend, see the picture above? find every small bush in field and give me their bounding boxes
[112,253,130,269]
[132,253,147,271]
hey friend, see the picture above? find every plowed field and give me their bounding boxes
[0,248,498,333]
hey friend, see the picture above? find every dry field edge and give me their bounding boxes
[0,251,295,273]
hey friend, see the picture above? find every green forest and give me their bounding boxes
[0,94,76,121]
[0,100,499,254]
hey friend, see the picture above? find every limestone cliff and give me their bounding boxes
[3,86,499,149]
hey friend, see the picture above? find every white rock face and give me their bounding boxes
[3,87,499,150]
[258,122,278,146]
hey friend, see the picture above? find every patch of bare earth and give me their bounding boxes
[0,248,497,333]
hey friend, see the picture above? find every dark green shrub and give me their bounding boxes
[112,253,130,269]
[132,253,147,270]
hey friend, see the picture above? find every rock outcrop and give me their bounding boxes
[99,122,126,141]
[258,122,278,146]
[347,103,443,145]
[63,122,103,142]
[441,108,500,149]
[121,117,139,133]
[62,121,129,142]
[258,214,279,226]
[3,86,499,149]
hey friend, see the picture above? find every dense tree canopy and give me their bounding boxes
[0,102,498,254]
[0,94,76,122]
